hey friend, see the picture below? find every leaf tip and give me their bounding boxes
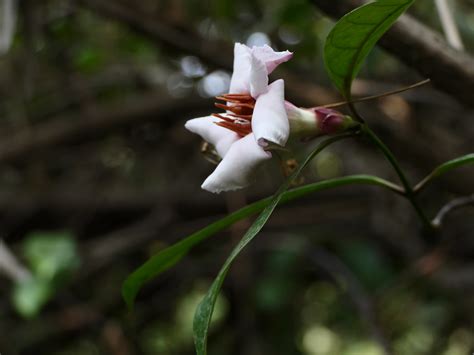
[121,277,137,311]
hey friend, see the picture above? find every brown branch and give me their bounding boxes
[83,0,474,107]
[76,0,232,70]
[310,0,474,108]
[0,92,210,164]
[0,188,374,241]
[76,0,337,107]
[0,0,470,191]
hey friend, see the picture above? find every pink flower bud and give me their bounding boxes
[285,102,355,139]
[314,107,353,135]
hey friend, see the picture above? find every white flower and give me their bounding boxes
[185,43,293,193]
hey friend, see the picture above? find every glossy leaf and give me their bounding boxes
[324,0,414,98]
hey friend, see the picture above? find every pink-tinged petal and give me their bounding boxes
[201,133,271,193]
[251,45,293,74]
[229,43,252,94]
[251,79,289,147]
[185,116,239,157]
[249,54,269,98]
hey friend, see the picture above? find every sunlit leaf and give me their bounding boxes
[23,231,80,281]
[12,231,79,318]
[324,0,414,98]
[12,278,52,318]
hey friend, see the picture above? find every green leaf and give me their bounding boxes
[415,153,474,192]
[122,171,401,309]
[12,231,80,318]
[424,153,474,179]
[12,278,52,318]
[324,0,414,98]
[192,134,354,354]
[23,231,80,281]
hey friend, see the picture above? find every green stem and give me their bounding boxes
[348,102,365,124]
[193,132,356,355]
[361,124,434,231]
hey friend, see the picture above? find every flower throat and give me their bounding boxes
[212,93,256,136]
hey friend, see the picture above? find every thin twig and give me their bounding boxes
[435,0,464,50]
[310,0,474,108]
[0,239,31,282]
[0,0,16,53]
[320,79,431,109]
[432,194,474,227]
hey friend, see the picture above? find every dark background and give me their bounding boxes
[0,0,473,354]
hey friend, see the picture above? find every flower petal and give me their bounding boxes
[230,43,269,98]
[229,43,252,94]
[185,116,239,157]
[251,45,293,74]
[251,79,289,147]
[249,54,269,98]
[201,133,271,193]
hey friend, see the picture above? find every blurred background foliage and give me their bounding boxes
[0,0,473,354]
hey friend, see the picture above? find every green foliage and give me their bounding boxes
[12,277,52,319]
[338,241,394,289]
[22,231,79,280]
[273,0,321,57]
[192,134,354,355]
[428,153,474,178]
[122,173,399,310]
[256,243,303,311]
[324,0,415,98]
[415,153,474,192]
[12,231,79,318]
[140,283,228,354]
[211,0,237,19]
[73,46,104,73]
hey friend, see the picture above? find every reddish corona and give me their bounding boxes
[212,94,256,137]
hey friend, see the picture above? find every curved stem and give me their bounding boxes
[432,194,474,227]
[348,101,366,124]
[193,132,357,355]
[361,124,434,231]
[321,79,430,109]
[414,153,474,194]
[363,126,411,190]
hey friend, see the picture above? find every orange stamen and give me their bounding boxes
[212,93,256,137]
[212,113,234,123]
